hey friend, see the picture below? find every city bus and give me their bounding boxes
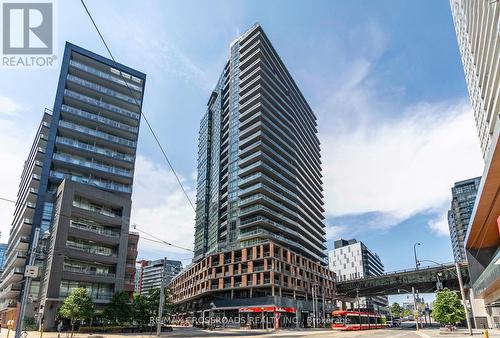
[331,310,386,330]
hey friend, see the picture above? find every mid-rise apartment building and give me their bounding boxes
[173,24,335,328]
[328,239,388,313]
[450,0,500,328]
[137,259,182,294]
[0,42,145,329]
[447,177,481,262]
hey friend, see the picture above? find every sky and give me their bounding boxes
[0,0,485,304]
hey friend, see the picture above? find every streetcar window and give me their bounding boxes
[360,316,369,324]
[332,315,345,324]
[346,315,360,324]
[369,316,377,324]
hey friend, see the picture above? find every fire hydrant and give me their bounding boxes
[483,329,489,338]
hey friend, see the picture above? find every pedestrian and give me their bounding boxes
[57,320,63,338]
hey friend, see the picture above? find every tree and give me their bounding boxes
[58,288,95,336]
[146,288,173,318]
[132,294,153,325]
[432,288,465,326]
[102,291,133,325]
[390,302,403,317]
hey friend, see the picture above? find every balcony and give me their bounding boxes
[58,120,136,149]
[0,284,22,300]
[53,152,133,178]
[64,89,139,119]
[50,170,132,194]
[56,136,134,164]
[61,104,138,134]
[67,74,140,105]
[69,59,143,93]
[66,241,118,258]
[0,267,24,290]
[70,220,120,238]
[0,299,18,311]
[63,266,116,278]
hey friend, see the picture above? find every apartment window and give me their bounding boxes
[59,280,114,300]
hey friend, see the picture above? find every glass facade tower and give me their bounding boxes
[193,24,326,262]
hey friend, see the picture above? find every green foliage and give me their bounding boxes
[132,294,153,325]
[390,302,403,317]
[58,288,95,335]
[103,291,133,325]
[23,317,37,330]
[145,288,173,317]
[402,309,413,317]
[432,288,465,326]
[130,288,173,325]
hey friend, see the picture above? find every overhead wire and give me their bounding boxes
[79,0,196,213]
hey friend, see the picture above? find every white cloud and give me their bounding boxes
[316,23,484,236]
[428,210,451,237]
[0,96,24,116]
[131,155,195,260]
[325,224,348,241]
[0,98,33,242]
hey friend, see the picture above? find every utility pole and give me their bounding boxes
[412,287,420,331]
[16,228,40,338]
[455,262,472,336]
[311,285,316,328]
[322,286,325,327]
[157,257,167,336]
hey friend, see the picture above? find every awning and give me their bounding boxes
[238,306,296,313]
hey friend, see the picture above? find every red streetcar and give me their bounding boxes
[331,310,386,330]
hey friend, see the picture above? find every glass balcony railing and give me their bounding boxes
[239,172,297,198]
[63,265,116,277]
[50,170,132,194]
[70,220,120,238]
[58,120,136,148]
[67,74,140,105]
[61,104,138,134]
[473,250,500,297]
[53,152,132,178]
[239,204,298,226]
[64,89,139,120]
[239,182,297,207]
[69,59,143,93]
[66,241,117,257]
[56,136,134,163]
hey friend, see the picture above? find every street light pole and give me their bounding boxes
[455,262,472,336]
[157,257,167,336]
[412,287,420,331]
[413,243,421,270]
[15,228,40,338]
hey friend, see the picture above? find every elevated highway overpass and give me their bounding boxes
[335,262,468,298]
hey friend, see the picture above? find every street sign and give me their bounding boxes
[24,265,39,278]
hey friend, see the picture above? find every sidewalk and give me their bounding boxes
[417,328,500,337]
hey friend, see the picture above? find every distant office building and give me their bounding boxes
[138,259,182,295]
[0,42,145,329]
[447,177,481,262]
[329,239,388,313]
[0,244,7,272]
[451,0,500,329]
